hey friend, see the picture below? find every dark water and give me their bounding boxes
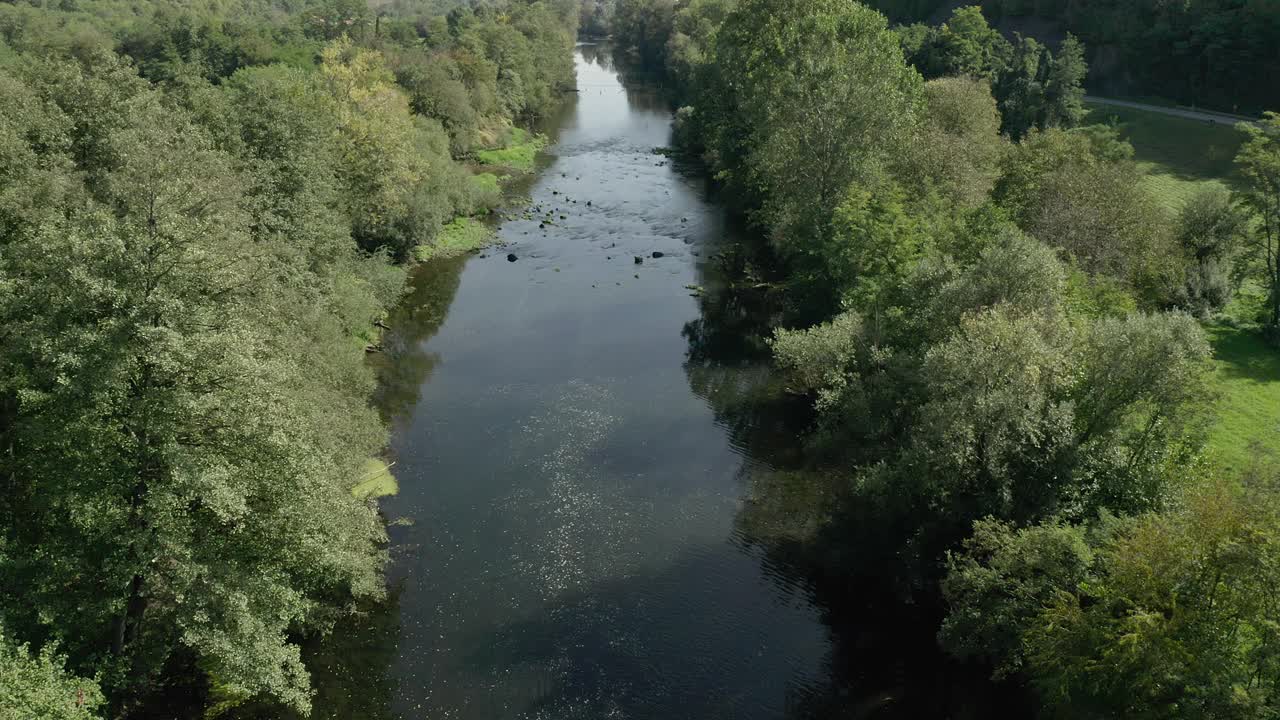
[268,44,1036,720]
[350,46,835,720]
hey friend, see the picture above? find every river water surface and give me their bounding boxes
[358,46,833,720]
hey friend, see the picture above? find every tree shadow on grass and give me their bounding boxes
[1208,325,1280,383]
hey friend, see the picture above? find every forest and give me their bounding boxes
[598,0,1280,114]
[0,0,575,716]
[6,0,1280,716]
[609,0,1280,716]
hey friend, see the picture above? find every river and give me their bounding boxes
[332,45,834,720]
[275,41,1034,720]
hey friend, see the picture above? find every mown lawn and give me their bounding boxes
[1204,325,1280,474]
[1088,102,1280,474]
[1084,101,1248,212]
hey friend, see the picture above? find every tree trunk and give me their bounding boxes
[111,573,145,655]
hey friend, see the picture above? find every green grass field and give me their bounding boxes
[1204,325,1280,474]
[474,127,547,172]
[1089,102,1279,474]
[1084,102,1248,212]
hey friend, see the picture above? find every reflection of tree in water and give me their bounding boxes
[370,254,468,426]
[299,585,404,720]
[577,41,614,70]
[225,259,469,719]
[682,237,1034,720]
[220,587,404,720]
[469,545,829,720]
[682,234,809,469]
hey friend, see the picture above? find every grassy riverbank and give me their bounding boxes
[475,127,547,171]
[415,217,495,262]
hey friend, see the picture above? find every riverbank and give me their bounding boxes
[298,45,837,720]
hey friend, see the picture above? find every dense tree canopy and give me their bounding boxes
[862,0,1280,115]
[0,0,576,715]
[0,627,104,720]
[945,475,1280,719]
[703,0,923,253]
[610,1,1280,715]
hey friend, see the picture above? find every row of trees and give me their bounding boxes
[0,0,576,716]
[988,0,1280,115]
[864,0,1280,115]
[615,0,1280,715]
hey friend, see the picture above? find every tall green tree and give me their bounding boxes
[946,476,1280,719]
[0,87,387,713]
[899,76,1005,207]
[1174,186,1246,315]
[1235,113,1280,330]
[704,0,923,256]
[926,5,1008,79]
[321,38,471,259]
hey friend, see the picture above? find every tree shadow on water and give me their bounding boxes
[371,255,467,426]
[677,234,1036,720]
[464,545,834,720]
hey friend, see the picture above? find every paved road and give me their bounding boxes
[1085,95,1257,126]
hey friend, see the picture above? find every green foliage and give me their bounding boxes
[1234,113,1280,328]
[900,76,1005,207]
[303,0,372,41]
[392,50,480,157]
[995,126,1176,300]
[414,216,495,262]
[992,0,1280,115]
[0,627,104,720]
[1033,479,1280,718]
[896,7,1088,139]
[0,0,576,715]
[771,311,864,414]
[773,222,1213,523]
[662,0,734,97]
[704,0,924,254]
[1172,187,1247,315]
[873,0,1280,115]
[579,0,615,36]
[1064,268,1138,319]
[940,518,1093,678]
[819,181,930,314]
[612,0,676,66]
[474,127,547,171]
[920,6,1008,79]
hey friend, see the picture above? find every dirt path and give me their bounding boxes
[1085,96,1257,126]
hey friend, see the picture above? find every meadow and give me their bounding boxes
[1087,101,1280,472]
